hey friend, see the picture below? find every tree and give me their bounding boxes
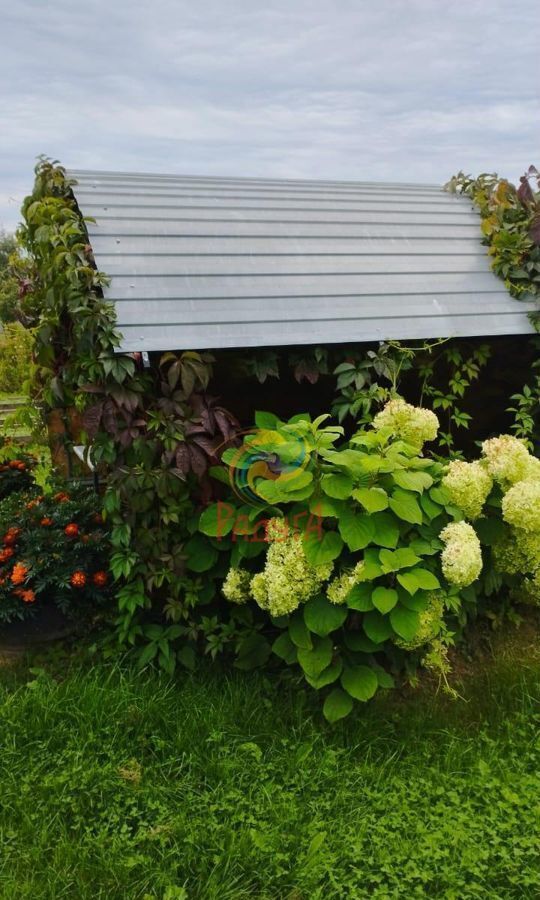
[0,231,20,323]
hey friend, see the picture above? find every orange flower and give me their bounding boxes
[70,570,86,588]
[26,500,38,510]
[40,518,54,527]
[14,588,36,603]
[16,462,26,471]
[92,571,108,588]
[8,460,23,469]
[54,492,70,503]
[3,528,20,545]
[0,547,15,563]
[10,563,28,585]
[64,523,79,538]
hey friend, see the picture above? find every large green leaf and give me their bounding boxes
[346,583,374,611]
[352,486,389,513]
[305,658,343,689]
[379,547,421,573]
[357,548,384,580]
[392,470,433,493]
[184,535,219,573]
[338,506,375,551]
[420,492,442,521]
[289,614,313,649]
[302,529,343,567]
[390,605,420,642]
[389,489,423,525]
[397,567,441,596]
[362,610,394,643]
[320,473,354,499]
[344,632,382,653]
[199,502,234,537]
[297,636,333,678]
[372,586,398,614]
[341,665,378,702]
[371,511,400,549]
[323,688,353,723]
[272,632,297,664]
[309,494,344,518]
[234,634,272,670]
[304,594,347,637]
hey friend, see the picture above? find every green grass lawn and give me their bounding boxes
[0,622,539,900]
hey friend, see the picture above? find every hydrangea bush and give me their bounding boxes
[199,400,515,721]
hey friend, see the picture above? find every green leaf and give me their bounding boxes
[234,634,271,670]
[302,529,343,567]
[304,594,347,637]
[397,567,440,595]
[474,517,506,546]
[363,611,394,644]
[344,632,382,653]
[399,590,430,612]
[372,586,398,614]
[420,492,442,520]
[390,605,420,642]
[137,641,158,669]
[357,548,384,580]
[429,486,450,506]
[392,470,433,492]
[308,494,344,518]
[346,583,374,611]
[323,688,353,723]
[371,512,400,549]
[352,486,388,512]
[177,645,196,671]
[373,665,395,689]
[297,636,333,678]
[184,535,218,573]
[379,548,421,573]
[289,614,313,649]
[320,472,354,499]
[341,665,378,702]
[272,632,297,664]
[199,502,234,537]
[255,410,280,428]
[305,658,343,688]
[338,506,375,551]
[389,489,423,525]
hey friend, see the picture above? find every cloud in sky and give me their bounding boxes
[1,0,538,229]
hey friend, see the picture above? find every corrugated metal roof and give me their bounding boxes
[69,169,535,352]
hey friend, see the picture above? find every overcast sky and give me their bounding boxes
[1,0,538,230]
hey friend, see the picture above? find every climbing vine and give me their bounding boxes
[445,166,540,327]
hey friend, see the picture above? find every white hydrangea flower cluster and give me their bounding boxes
[501,479,540,533]
[442,460,493,520]
[231,519,333,618]
[372,398,439,447]
[222,567,251,604]
[481,434,535,486]
[489,450,540,605]
[439,521,482,588]
[394,593,445,651]
[326,562,366,605]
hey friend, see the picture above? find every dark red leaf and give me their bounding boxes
[82,401,104,439]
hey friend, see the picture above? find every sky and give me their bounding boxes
[1,0,539,230]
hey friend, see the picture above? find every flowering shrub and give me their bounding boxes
[195,403,540,720]
[0,485,110,622]
[0,438,37,499]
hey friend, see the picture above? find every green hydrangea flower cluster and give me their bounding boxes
[481,434,540,486]
[394,593,445,650]
[326,562,366,605]
[442,459,493,520]
[439,521,482,588]
[222,519,333,618]
[222,567,251,604]
[372,398,439,447]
